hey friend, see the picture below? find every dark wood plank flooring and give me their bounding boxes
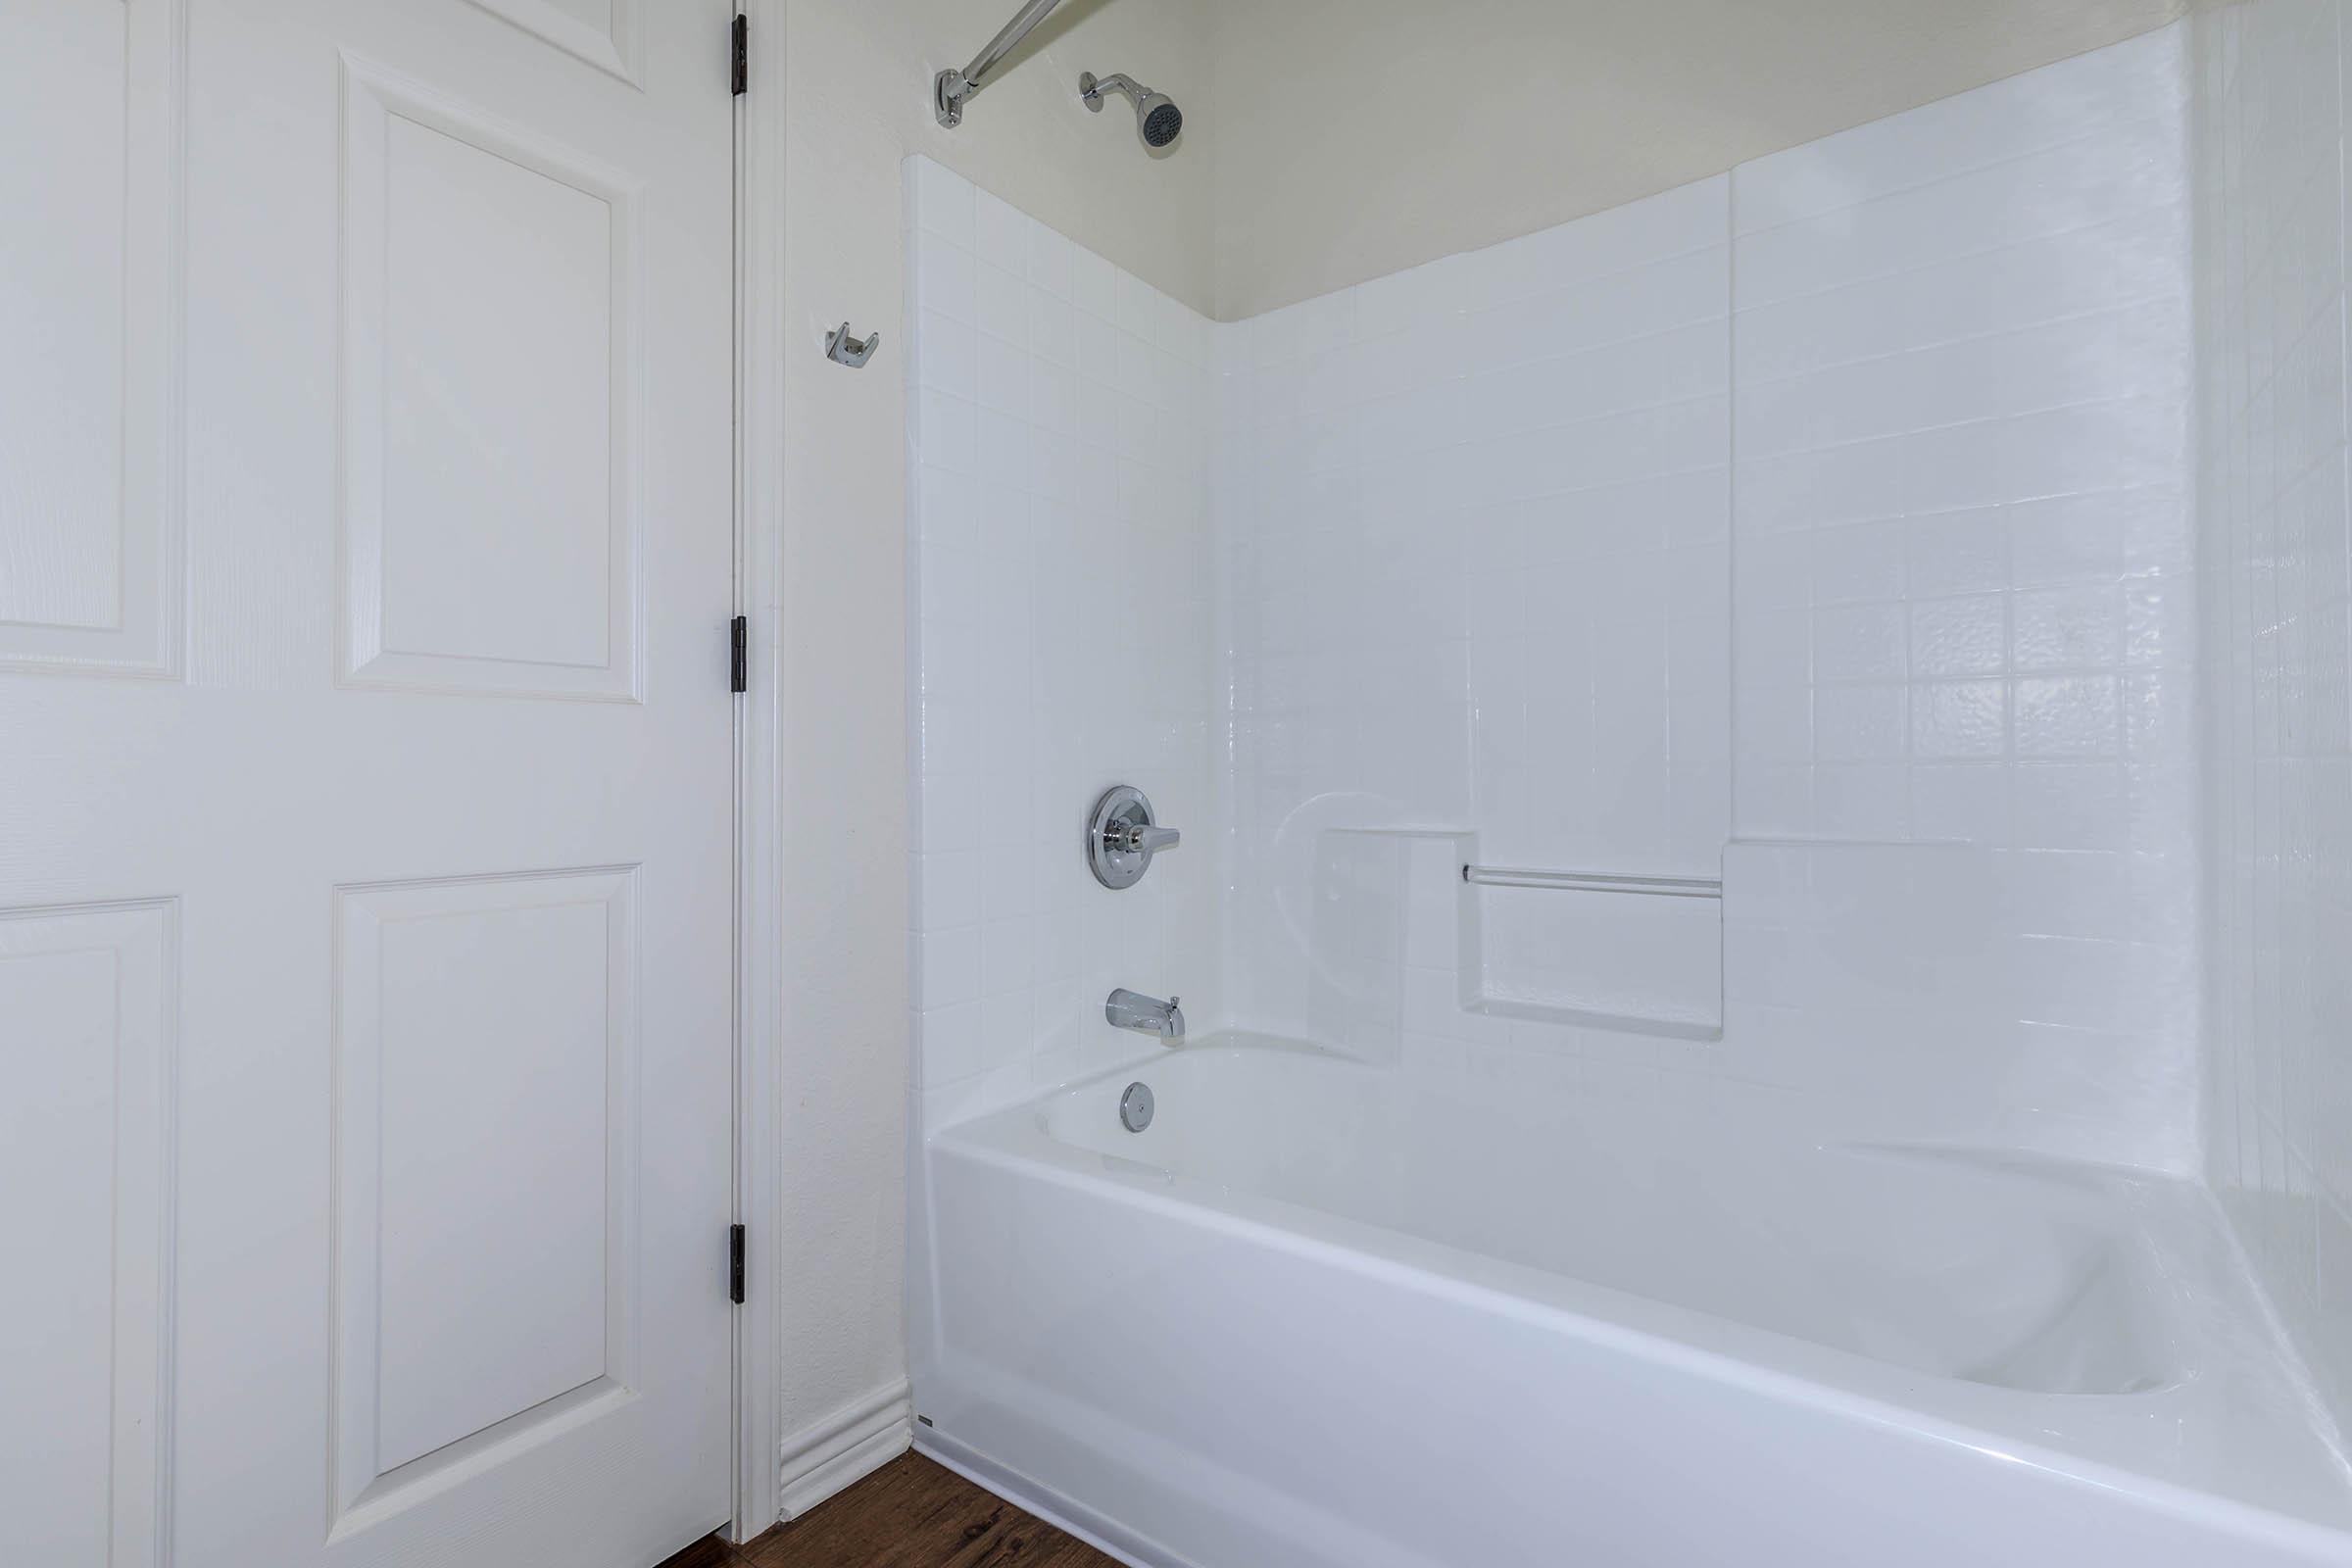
[658,1454,1121,1568]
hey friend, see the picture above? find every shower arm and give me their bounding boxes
[936,0,1067,128]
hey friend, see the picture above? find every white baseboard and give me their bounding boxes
[777,1379,913,1521]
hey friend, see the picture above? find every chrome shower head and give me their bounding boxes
[1139,93,1184,148]
[1081,72,1184,151]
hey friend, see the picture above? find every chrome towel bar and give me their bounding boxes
[1462,864,1722,900]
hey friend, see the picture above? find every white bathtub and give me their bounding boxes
[910,1034,2352,1566]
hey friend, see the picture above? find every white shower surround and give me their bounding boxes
[1220,172,1737,1045]
[2194,0,2352,1442]
[905,156,1222,1138]
[1214,21,2195,1170]
[906,22,2352,1565]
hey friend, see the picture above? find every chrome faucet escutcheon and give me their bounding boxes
[1088,785,1182,889]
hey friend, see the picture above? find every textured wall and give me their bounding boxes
[2193,0,2352,1431]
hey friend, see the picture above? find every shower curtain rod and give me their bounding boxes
[935,0,1067,127]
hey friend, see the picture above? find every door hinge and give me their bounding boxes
[731,15,748,96]
[730,614,748,694]
[729,1223,747,1304]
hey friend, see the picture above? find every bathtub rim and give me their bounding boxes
[925,1044,2352,1548]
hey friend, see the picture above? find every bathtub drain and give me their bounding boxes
[1120,1081,1154,1133]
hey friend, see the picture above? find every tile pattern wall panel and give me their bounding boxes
[0,900,174,1568]
[1726,25,2200,1168]
[906,158,1221,1132]
[1730,24,2193,845]
[1218,178,1734,1038]
[1714,839,2200,1160]
[0,0,183,676]
[2194,0,2352,1434]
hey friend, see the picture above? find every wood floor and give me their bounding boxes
[658,1455,1121,1568]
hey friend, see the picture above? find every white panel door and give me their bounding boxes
[0,1,738,1564]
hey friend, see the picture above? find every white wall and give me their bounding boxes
[1196,27,2200,1169]
[1206,0,2185,318]
[899,156,1224,1448]
[905,158,1222,1136]
[767,0,1215,1506]
[1725,26,2200,1167]
[902,24,2199,1170]
[2193,0,2352,1432]
[1216,176,1733,1043]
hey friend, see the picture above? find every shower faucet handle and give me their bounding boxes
[1088,785,1180,889]
[1115,822,1181,856]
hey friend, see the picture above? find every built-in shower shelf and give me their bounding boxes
[1461,858,1725,1041]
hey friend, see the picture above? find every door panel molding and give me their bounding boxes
[328,865,642,1535]
[0,0,185,678]
[336,52,646,703]
[0,897,177,1568]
